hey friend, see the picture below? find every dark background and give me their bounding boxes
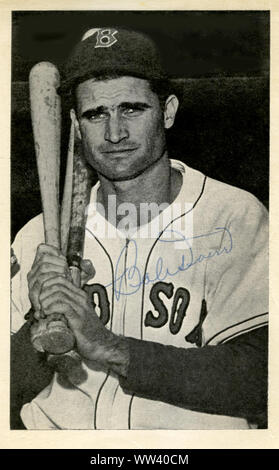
[11,10,269,241]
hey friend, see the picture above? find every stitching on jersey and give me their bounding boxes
[111,382,119,406]
[85,230,115,429]
[94,371,110,430]
[218,321,268,345]
[85,229,115,326]
[205,313,268,345]
[204,207,233,306]
[128,394,135,430]
[123,240,129,336]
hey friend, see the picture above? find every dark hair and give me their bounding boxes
[60,73,172,113]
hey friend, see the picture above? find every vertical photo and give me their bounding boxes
[11,10,269,430]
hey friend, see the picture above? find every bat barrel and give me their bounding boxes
[29,61,75,355]
[29,62,61,248]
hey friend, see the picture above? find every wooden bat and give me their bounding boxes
[46,130,93,383]
[29,62,75,355]
[61,118,75,257]
[66,136,93,279]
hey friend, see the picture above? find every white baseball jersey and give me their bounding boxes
[12,159,268,429]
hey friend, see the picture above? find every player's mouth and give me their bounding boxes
[102,148,138,157]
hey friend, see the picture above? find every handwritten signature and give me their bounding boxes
[98,227,233,300]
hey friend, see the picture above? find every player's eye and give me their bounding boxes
[89,113,108,122]
[121,105,147,117]
[83,110,108,122]
[122,108,140,117]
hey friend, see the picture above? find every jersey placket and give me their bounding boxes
[94,237,130,429]
[109,238,134,429]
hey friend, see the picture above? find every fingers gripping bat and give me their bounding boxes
[29,62,92,356]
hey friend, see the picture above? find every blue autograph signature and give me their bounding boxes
[102,227,233,300]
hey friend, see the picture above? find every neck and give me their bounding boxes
[97,153,182,229]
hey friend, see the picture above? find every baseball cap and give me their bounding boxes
[61,27,167,92]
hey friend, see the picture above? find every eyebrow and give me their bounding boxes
[81,102,152,118]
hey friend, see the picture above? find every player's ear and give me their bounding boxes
[70,109,82,140]
[163,95,179,129]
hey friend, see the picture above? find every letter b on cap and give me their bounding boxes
[96,29,118,48]
[82,28,118,48]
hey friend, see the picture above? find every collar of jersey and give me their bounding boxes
[86,159,206,240]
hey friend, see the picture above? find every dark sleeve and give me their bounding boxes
[119,326,268,427]
[10,322,54,429]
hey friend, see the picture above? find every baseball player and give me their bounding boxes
[11,28,268,430]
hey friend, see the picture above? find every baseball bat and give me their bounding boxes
[61,118,75,257]
[45,130,94,384]
[66,136,93,276]
[29,62,75,355]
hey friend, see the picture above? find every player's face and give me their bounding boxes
[74,76,177,181]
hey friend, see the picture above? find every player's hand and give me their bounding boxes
[27,243,95,313]
[38,275,112,361]
[79,258,96,286]
[27,244,69,312]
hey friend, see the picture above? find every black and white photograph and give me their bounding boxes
[10,9,269,433]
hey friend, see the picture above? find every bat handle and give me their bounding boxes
[31,265,81,355]
[70,265,81,287]
[31,315,75,355]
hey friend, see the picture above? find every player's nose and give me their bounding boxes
[104,114,129,143]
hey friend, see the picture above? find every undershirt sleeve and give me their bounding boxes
[10,321,54,429]
[119,325,268,427]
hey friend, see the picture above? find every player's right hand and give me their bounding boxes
[27,244,69,313]
[27,244,96,315]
